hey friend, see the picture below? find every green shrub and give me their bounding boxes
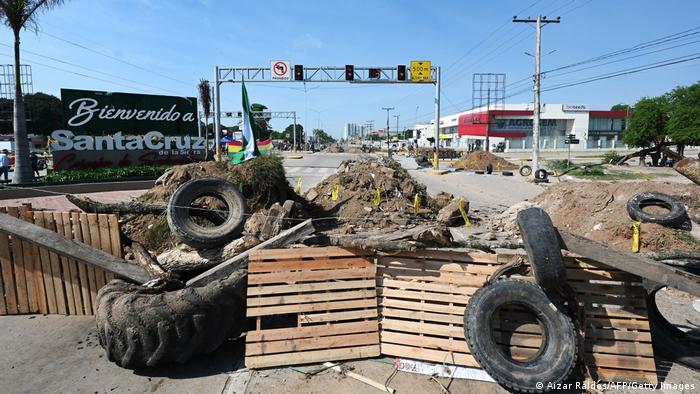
[602,151,623,164]
[547,159,574,172]
[43,165,168,183]
[144,216,171,250]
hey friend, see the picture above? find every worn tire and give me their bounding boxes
[519,165,532,177]
[502,171,514,176]
[627,192,686,226]
[167,177,247,248]
[486,164,494,174]
[517,207,567,293]
[646,283,700,370]
[95,270,247,369]
[464,279,578,393]
[534,169,548,180]
[475,170,485,175]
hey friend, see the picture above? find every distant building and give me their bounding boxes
[343,123,366,141]
[415,103,629,151]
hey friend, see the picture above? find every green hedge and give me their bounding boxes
[43,165,169,183]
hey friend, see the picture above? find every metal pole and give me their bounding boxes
[434,66,441,169]
[382,107,394,157]
[214,66,222,161]
[532,16,542,174]
[394,114,400,141]
[485,88,490,152]
[293,112,297,151]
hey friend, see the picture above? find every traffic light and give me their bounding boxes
[294,65,304,81]
[345,65,354,81]
[397,65,407,81]
[369,68,380,79]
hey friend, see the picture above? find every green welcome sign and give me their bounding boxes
[61,89,198,135]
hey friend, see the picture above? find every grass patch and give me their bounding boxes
[228,154,291,210]
[674,230,700,249]
[44,165,169,183]
[601,151,623,164]
[571,169,655,181]
[144,216,171,250]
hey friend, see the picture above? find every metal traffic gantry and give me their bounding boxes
[212,63,442,167]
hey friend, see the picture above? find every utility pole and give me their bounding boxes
[365,120,374,148]
[513,15,560,174]
[393,114,400,141]
[382,107,394,157]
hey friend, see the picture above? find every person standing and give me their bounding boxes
[30,152,40,178]
[0,149,9,181]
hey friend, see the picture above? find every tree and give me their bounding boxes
[622,97,668,148]
[0,0,66,183]
[313,129,336,145]
[283,123,303,145]
[251,103,270,139]
[666,82,700,146]
[198,79,211,158]
[26,92,62,135]
[610,103,631,111]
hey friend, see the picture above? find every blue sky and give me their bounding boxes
[1,0,699,138]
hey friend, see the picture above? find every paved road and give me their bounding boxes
[282,152,365,193]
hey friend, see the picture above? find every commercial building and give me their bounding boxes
[415,104,629,151]
[343,123,367,141]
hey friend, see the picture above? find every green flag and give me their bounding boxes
[231,80,260,164]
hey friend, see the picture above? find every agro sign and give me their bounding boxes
[61,89,198,135]
[410,60,431,82]
[270,60,291,81]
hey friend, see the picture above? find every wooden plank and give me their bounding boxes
[380,318,464,338]
[96,214,114,289]
[591,367,658,385]
[585,329,652,343]
[188,219,315,287]
[389,250,498,264]
[0,213,149,283]
[248,257,372,273]
[381,331,470,353]
[378,287,469,304]
[245,344,379,369]
[558,230,700,297]
[299,308,377,324]
[584,340,654,357]
[379,278,477,295]
[583,353,656,371]
[248,266,375,285]
[248,289,376,307]
[81,214,99,309]
[248,279,375,296]
[379,307,463,325]
[54,212,76,315]
[19,209,39,313]
[43,213,68,315]
[380,343,478,368]
[251,246,362,261]
[246,332,378,356]
[61,212,82,315]
[27,212,48,314]
[585,317,650,331]
[378,258,499,275]
[8,207,29,314]
[71,212,91,315]
[247,297,376,317]
[246,321,378,342]
[88,214,108,292]
[0,229,16,314]
[106,214,122,282]
[380,267,488,287]
[569,281,646,297]
[379,297,466,316]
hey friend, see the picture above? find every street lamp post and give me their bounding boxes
[382,107,394,157]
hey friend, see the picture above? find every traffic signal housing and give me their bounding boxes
[345,65,354,81]
[397,65,407,81]
[369,68,381,79]
[294,65,304,81]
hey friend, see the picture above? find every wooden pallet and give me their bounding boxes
[0,205,121,316]
[245,247,381,369]
[377,250,657,384]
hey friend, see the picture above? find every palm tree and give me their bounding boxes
[198,79,211,160]
[0,0,65,183]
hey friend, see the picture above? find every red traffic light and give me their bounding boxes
[345,65,354,81]
[369,68,381,79]
[397,65,406,80]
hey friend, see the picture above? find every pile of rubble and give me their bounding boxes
[451,151,518,171]
[305,157,438,231]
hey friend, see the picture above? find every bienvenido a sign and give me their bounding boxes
[54,89,203,170]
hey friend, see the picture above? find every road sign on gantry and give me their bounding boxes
[410,60,431,82]
[271,60,291,81]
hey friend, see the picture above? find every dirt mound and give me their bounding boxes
[323,145,345,153]
[451,151,518,171]
[502,182,700,252]
[305,157,435,230]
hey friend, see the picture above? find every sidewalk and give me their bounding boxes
[0,189,147,211]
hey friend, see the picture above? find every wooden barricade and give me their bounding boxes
[245,247,381,368]
[0,205,121,316]
[377,250,657,385]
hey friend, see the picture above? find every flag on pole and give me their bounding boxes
[231,80,260,164]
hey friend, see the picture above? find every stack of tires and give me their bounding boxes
[464,208,577,392]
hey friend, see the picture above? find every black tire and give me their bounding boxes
[646,283,700,370]
[95,270,247,369]
[475,170,485,175]
[502,171,514,176]
[167,177,247,248]
[519,165,532,177]
[626,192,686,226]
[464,279,578,393]
[517,207,567,293]
[485,164,494,174]
[534,169,548,180]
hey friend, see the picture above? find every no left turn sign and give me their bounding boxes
[271,60,291,81]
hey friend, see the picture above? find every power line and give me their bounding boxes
[38,29,192,87]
